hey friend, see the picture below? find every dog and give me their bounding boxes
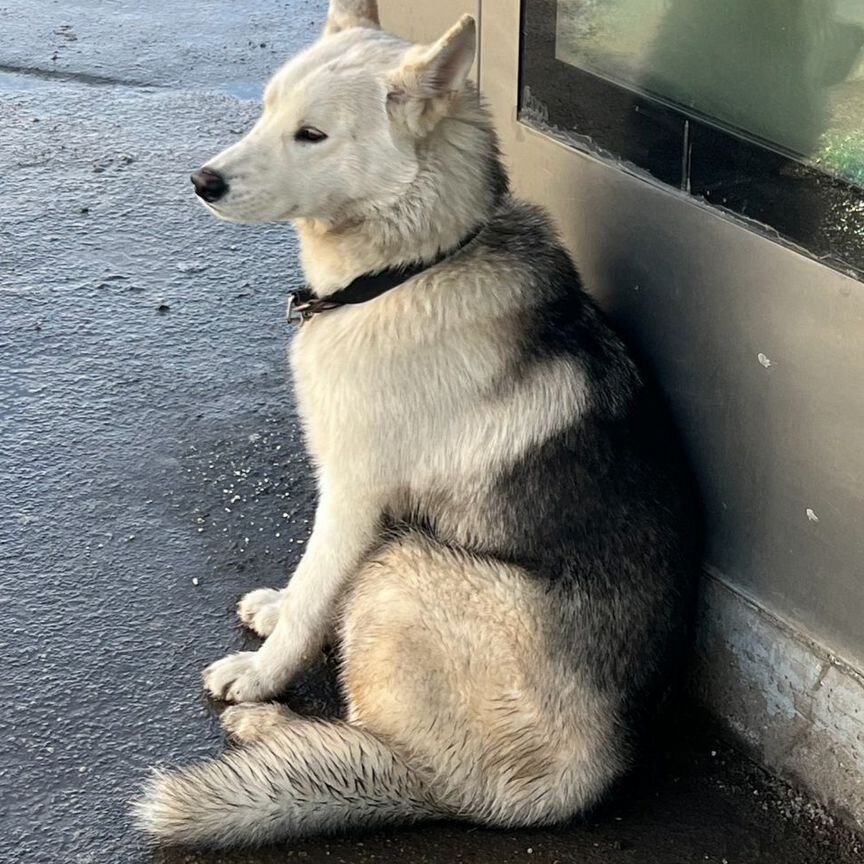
[134,0,699,847]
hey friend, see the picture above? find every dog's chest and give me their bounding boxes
[288,306,500,474]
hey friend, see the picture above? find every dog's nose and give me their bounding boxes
[191,167,228,203]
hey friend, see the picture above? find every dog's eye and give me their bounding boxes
[294,126,328,143]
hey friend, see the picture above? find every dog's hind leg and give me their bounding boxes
[341,533,625,828]
[219,701,298,743]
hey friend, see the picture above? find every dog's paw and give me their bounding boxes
[220,702,297,743]
[237,588,283,637]
[202,652,281,703]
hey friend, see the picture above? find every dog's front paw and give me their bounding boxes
[237,588,283,637]
[202,652,281,703]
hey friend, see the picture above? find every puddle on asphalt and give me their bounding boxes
[0,68,261,100]
[0,66,160,93]
[221,81,262,101]
[0,70,39,92]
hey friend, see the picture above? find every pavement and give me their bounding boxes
[0,2,862,863]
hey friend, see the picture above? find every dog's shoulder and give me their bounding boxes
[481,197,641,418]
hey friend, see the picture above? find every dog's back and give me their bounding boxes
[368,195,698,723]
[135,3,699,847]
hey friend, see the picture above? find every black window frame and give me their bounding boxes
[519,0,864,282]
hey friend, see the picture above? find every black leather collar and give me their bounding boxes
[286,226,481,324]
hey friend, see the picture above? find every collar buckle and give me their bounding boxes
[286,291,313,325]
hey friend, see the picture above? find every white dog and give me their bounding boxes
[135,1,698,847]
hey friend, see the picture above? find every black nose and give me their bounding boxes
[190,167,228,203]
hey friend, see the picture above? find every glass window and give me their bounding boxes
[520,0,864,279]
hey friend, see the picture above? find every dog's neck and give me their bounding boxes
[294,100,506,297]
[295,211,486,295]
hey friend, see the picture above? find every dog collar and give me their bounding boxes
[286,226,481,325]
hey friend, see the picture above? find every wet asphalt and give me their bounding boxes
[1,3,863,863]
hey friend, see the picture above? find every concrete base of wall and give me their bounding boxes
[694,572,864,830]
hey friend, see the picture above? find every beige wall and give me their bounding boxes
[378,2,480,81]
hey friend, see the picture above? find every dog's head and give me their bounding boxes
[191,1,477,224]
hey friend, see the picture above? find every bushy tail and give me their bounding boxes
[133,718,437,848]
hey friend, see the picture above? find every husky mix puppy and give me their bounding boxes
[135,0,699,847]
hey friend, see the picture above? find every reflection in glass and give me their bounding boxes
[556,0,864,185]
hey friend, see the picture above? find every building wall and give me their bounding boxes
[379,0,864,828]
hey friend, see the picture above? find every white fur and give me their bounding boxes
[203,249,588,700]
[199,11,584,703]
[136,6,631,845]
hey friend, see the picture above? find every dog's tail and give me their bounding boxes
[133,718,437,848]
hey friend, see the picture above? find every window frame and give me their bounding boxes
[519,0,864,281]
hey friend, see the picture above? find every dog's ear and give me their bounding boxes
[386,15,476,134]
[325,0,380,34]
